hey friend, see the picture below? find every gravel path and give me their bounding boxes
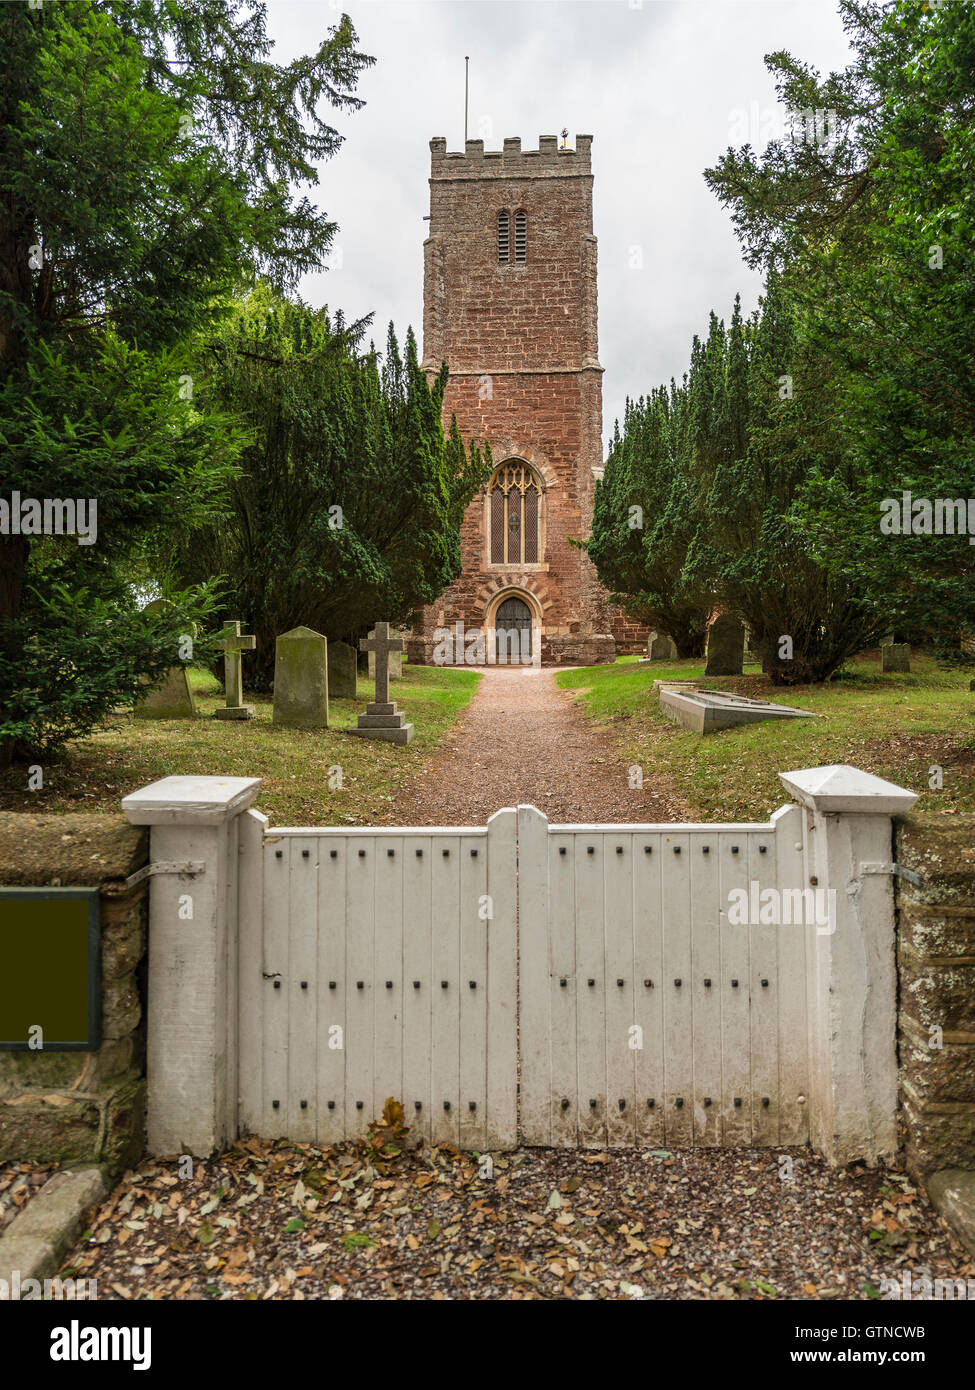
[381,666,689,826]
[61,1129,971,1301]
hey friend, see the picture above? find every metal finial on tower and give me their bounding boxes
[560,128,569,149]
[465,57,470,144]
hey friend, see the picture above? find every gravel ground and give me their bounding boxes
[59,1117,971,1301]
[381,666,689,826]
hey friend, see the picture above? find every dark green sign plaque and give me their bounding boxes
[0,888,101,1050]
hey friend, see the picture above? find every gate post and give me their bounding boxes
[122,775,262,1157]
[779,765,917,1166]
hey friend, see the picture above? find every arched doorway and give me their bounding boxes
[495,596,533,664]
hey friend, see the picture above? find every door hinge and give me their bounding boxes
[858,861,921,886]
[125,860,206,889]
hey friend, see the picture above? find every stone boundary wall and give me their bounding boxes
[896,814,975,1177]
[0,814,149,1175]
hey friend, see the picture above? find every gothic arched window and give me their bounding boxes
[497,210,510,264]
[489,462,541,565]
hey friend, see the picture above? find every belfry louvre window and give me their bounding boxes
[514,210,527,262]
[489,462,541,565]
[497,210,510,264]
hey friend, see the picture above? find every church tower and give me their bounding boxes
[410,133,640,665]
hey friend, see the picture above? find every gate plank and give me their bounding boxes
[403,835,432,1147]
[661,831,693,1145]
[288,837,319,1142]
[345,837,375,1138]
[633,833,664,1146]
[373,835,404,1127]
[317,834,347,1146]
[690,831,722,1146]
[604,833,635,1147]
[719,830,751,1145]
[459,833,488,1151]
[518,806,552,1146]
[486,809,518,1150]
[431,835,461,1147]
[749,830,780,1146]
[574,830,607,1148]
[549,831,577,1147]
[263,837,291,1136]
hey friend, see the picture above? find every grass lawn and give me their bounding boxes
[0,664,481,827]
[556,650,975,821]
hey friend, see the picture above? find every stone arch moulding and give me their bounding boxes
[481,443,556,571]
[482,583,546,667]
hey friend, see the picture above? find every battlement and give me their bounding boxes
[429,134,592,180]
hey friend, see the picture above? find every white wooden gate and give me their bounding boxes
[518,804,810,1148]
[124,766,913,1165]
[236,808,518,1151]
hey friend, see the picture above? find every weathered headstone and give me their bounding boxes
[349,623,413,744]
[215,620,256,720]
[743,626,761,665]
[367,626,402,681]
[327,640,357,699]
[273,626,328,728]
[882,642,911,673]
[704,614,745,676]
[134,599,198,719]
[647,631,678,660]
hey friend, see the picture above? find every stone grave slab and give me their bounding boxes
[273,626,328,728]
[705,614,745,676]
[881,643,911,673]
[659,688,820,735]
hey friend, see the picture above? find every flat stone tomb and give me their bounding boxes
[660,688,820,735]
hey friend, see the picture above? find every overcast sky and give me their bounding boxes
[265,0,854,452]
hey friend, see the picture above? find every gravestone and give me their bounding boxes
[647,631,678,660]
[660,688,819,735]
[743,626,761,665]
[134,599,197,719]
[273,626,328,728]
[882,643,911,673]
[367,627,402,681]
[349,623,413,744]
[705,614,745,676]
[215,620,256,720]
[327,640,358,699]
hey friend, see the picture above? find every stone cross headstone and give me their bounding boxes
[134,598,198,719]
[367,626,403,681]
[647,631,678,660]
[349,622,413,744]
[273,626,328,728]
[327,639,358,699]
[215,620,256,720]
[704,614,745,677]
[882,642,911,673]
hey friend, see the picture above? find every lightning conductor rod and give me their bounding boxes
[464,56,469,144]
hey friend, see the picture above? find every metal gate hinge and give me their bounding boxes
[858,861,921,886]
[125,860,206,888]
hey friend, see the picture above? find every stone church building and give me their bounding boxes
[407,133,648,666]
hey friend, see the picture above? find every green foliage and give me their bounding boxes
[0,0,372,758]
[588,393,709,656]
[705,0,975,654]
[165,288,489,688]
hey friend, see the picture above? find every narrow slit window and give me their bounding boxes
[497,210,510,264]
[514,210,527,262]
